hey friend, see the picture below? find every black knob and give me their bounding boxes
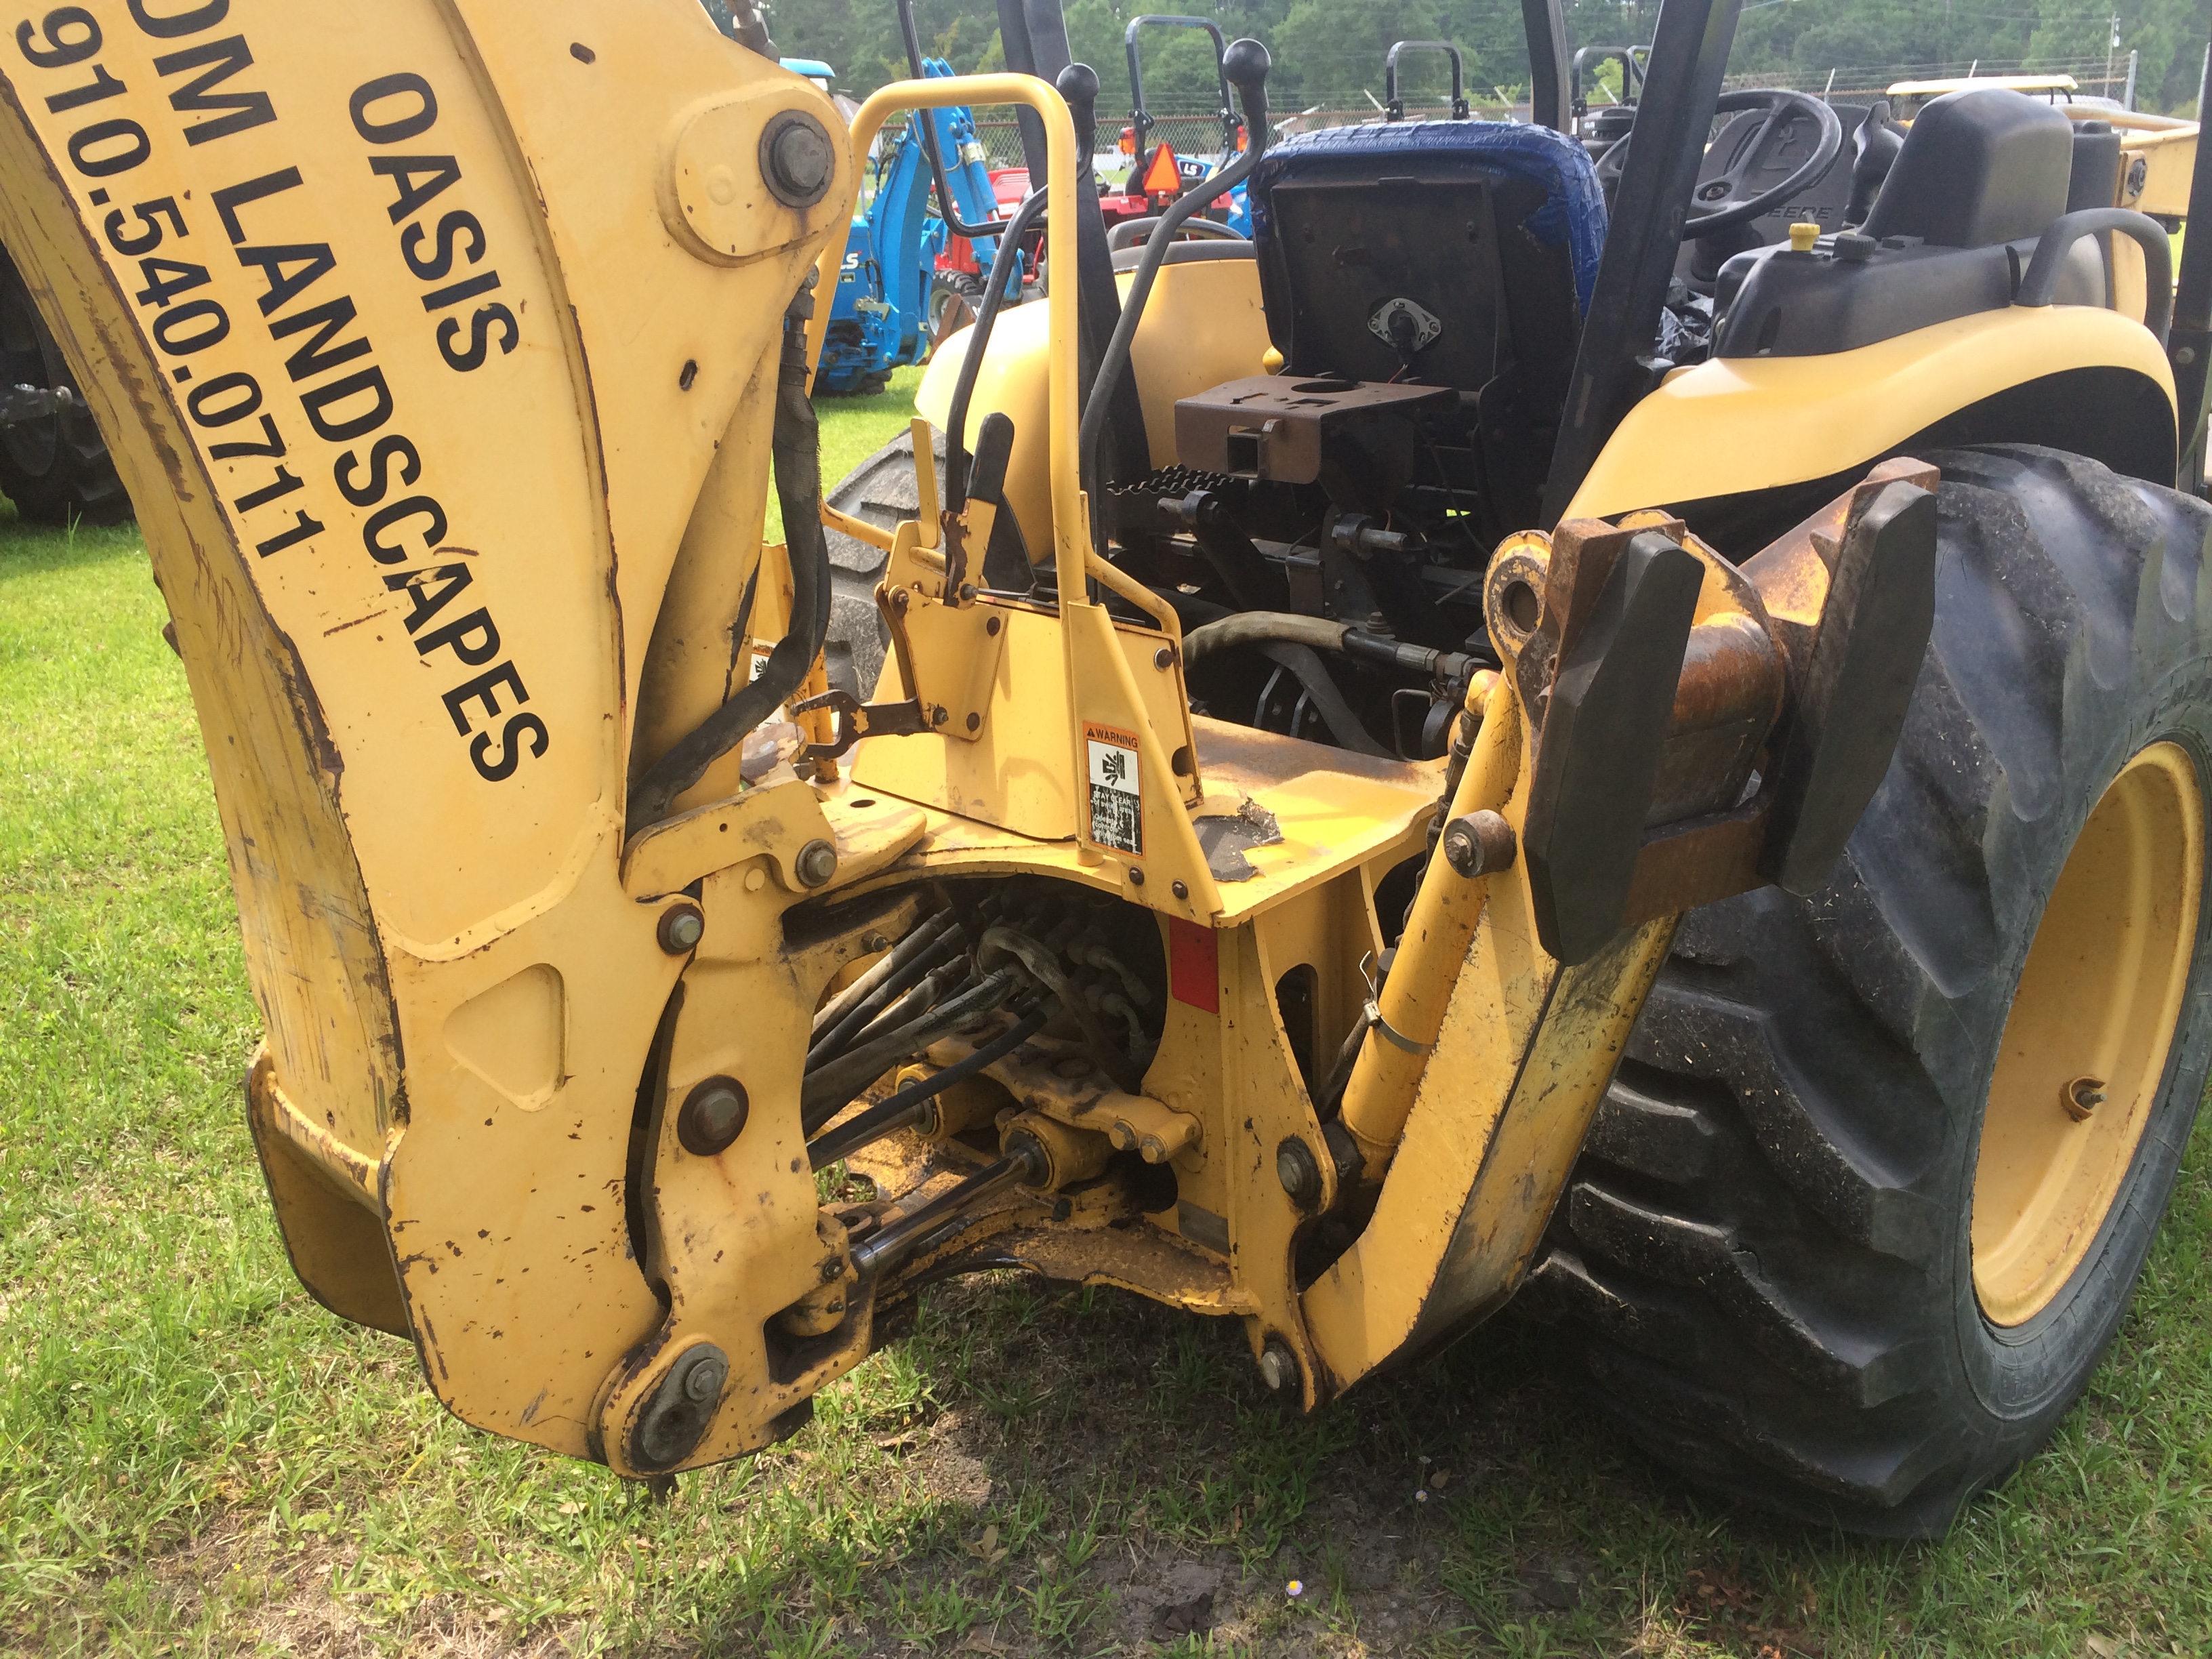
[1057,62,1100,161]
[1222,38,1271,134]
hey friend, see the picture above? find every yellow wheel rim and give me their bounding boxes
[1973,740,2205,1328]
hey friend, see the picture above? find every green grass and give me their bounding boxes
[3,391,2211,1655]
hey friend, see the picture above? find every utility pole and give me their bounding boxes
[2105,13,2119,102]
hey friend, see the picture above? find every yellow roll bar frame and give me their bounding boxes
[811,77,1084,573]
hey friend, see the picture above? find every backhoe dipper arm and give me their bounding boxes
[0,0,855,1463]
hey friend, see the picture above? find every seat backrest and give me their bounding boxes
[1248,121,1605,398]
[1862,87,2074,248]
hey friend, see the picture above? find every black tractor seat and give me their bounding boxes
[1715,88,2139,360]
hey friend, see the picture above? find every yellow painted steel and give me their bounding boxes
[1336,672,1518,1168]
[1973,741,2205,1327]
[819,75,1082,569]
[917,255,1271,562]
[920,262,2179,541]
[8,7,2203,1477]
[2117,122,2198,218]
[1296,663,1678,1388]
[0,0,872,1462]
[1565,305,2175,520]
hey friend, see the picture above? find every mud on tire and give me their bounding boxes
[1522,445,2212,1536]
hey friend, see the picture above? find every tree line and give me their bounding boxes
[772,0,2210,117]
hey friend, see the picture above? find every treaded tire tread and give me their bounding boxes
[1524,445,2212,1536]
[0,248,131,528]
[821,428,946,697]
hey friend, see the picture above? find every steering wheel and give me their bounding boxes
[1595,89,1844,239]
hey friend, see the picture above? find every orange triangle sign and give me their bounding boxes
[1142,142,1183,198]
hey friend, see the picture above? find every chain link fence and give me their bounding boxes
[1724,53,2139,104]
[961,50,2150,185]
[968,112,1242,175]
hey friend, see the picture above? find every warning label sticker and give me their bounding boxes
[1085,723,1144,856]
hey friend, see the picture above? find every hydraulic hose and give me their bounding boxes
[800,966,1024,1132]
[1078,39,1271,501]
[808,912,963,1065]
[848,1145,1045,1279]
[1183,612,1349,663]
[628,283,832,834]
[943,184,1050,511]
[845,957,974,1056]
[810,908,950,1044]
[1183,611,1477,682]
[808,1007,1048,1170]
[977,924,1146,1092]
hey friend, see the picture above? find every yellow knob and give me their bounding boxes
[1261,345,1285,373]
[1788,221,1820,253]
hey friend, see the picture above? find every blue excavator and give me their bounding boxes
[813,59,1015,396]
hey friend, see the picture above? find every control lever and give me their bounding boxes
[966,411,1035,591]
[794,687,929,762]
[1056,62,1099,171]
[1221,37,1272,159]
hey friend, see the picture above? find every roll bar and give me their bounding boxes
[1124,15,1238,162]
[1383,41,1469,121]
[1570,45,1648,119]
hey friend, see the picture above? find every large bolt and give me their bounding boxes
[1442,810,1517,879]
[677,1077,750,1155]
[682,1349,730,1402]
[657,902,705,955]
[1257,1338,1300,1393]
[631,1342,731,1471]
[796,838,839,888]
[758,110,834,207]
[1276,1136,1324,1210]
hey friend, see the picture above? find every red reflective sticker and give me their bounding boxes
[1168,917,1219,1013]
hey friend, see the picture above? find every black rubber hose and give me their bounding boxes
[843,956,974,1057]
[1184,611,1475,684]
[1078,39,1271,501]
[808,915,964,1065]
[628,283,830,833]
[808,1008,1047,1170]
[800,966,1024,1132]
[945,184,1050,511]
[811,908,950,1043]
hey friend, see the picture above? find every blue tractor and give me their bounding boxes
[813,60,1012,397]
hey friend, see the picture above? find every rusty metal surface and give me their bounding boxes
[1173,374,1454,485]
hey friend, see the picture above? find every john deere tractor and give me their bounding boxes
[5,0,2209,1538]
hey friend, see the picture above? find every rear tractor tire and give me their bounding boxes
[0,247,131,527]
[928,270,987,346]
[1525,445,2212,1536]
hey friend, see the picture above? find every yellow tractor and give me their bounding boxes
[5,0,2209,1538]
